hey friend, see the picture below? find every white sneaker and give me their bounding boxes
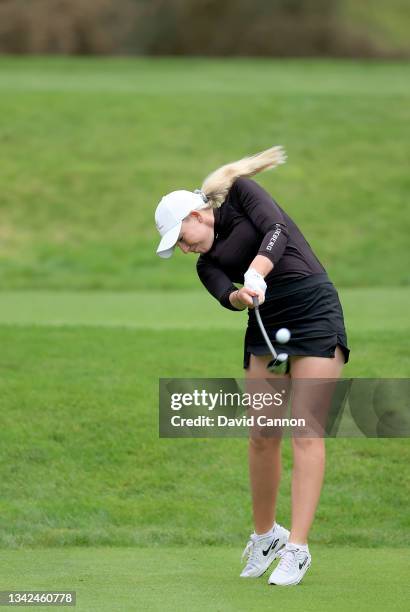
[240,524,289,578]
[268,543,311,586]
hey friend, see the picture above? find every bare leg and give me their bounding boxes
[248,437,282,534]
[290,438,326,543]
[288,346,345,544]
[246,354,289,534]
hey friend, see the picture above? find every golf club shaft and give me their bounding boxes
[252,296,278,360]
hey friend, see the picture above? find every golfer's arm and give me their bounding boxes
[197,257,243,311]
[248,254,274,278]
[235,178,289,269]
[229,254,272,308]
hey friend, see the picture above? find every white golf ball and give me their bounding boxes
[275,328,291,344]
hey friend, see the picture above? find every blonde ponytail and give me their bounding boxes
[200,146,286,209]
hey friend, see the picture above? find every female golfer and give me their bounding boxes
[154,146,350,587]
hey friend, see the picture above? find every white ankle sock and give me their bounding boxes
[254,522,276,540]
[287,542,309,552]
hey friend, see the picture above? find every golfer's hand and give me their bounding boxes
[243,267,267,307]
[237,287,265,308]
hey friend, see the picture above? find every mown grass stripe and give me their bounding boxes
[0,289,408,330]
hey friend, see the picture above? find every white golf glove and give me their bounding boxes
[244,267,267,304]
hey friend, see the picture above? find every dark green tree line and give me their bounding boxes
[0,0,407,57]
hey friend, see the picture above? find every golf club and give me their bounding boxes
[252,296,290,374]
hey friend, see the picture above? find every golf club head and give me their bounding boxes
[267,353,289,374]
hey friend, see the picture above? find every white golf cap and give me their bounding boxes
[155,190,207,258]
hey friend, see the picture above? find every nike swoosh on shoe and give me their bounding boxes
[262,538,280,557]
[299,557,309,570]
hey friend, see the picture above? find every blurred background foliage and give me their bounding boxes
[0,0,409,58]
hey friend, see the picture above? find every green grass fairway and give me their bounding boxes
[0,56,408,610]
[0,57,409,290]
[0,288,409,333]
[0,289,409,550]
[0,288,408,378]
[0,547,408,612]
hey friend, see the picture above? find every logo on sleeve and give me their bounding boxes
[266,225,281,251]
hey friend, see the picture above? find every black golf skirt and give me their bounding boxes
[244,273,350,372]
